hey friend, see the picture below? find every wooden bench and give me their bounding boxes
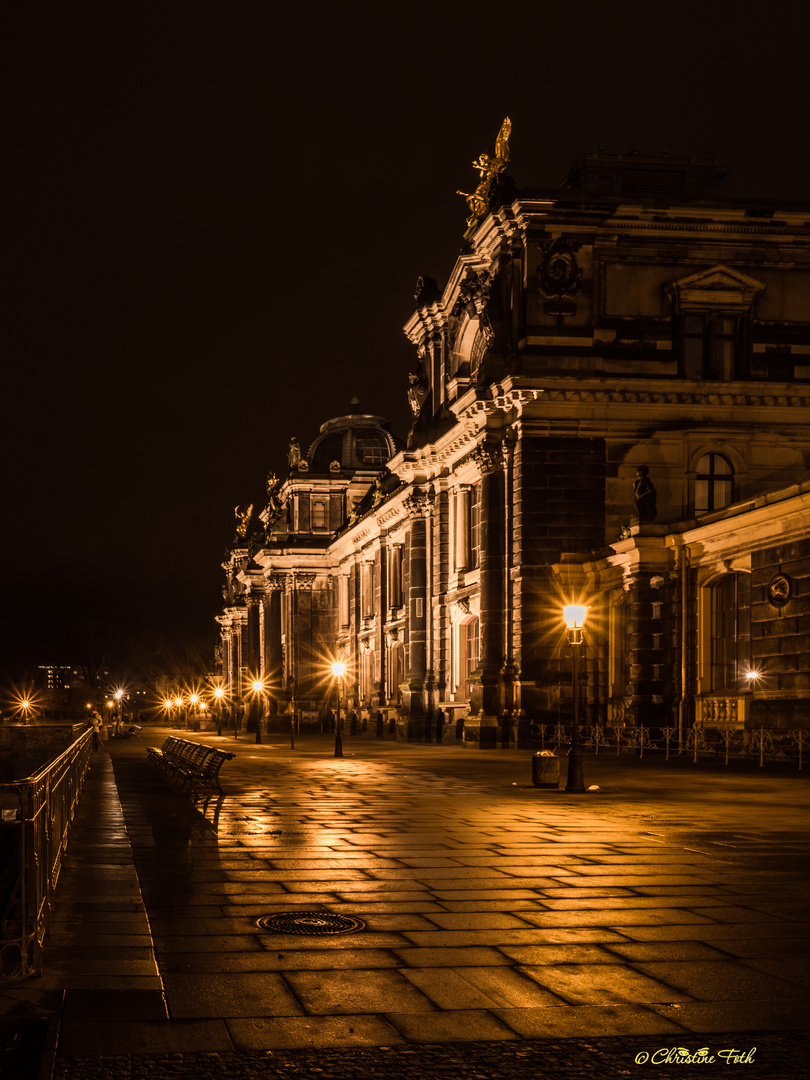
[147,737,234,800]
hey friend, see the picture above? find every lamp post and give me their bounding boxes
[114,689,124,736]
[163,698,173,727]
[20,699,31,726]
[214,687,225,736]
[174,696,183,730]
[189,693,199,732]
[331,661,346,759]
[563,604,588,794]
[252,680,265,744]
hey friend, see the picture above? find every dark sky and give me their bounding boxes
[4,0,810,675]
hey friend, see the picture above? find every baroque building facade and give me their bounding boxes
[217,145,810,747]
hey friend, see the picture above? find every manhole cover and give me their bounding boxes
[256,912,365,936]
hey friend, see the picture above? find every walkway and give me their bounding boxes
[3,726,809,1078]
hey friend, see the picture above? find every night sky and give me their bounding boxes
[4,1,810,678]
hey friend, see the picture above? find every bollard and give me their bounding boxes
[532,751,560,789]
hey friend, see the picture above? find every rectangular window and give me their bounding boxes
[711,574,751,691]
[464,618,480,697]
[681,314,742,381]
[469,484,482,570]
[311,498,327,530]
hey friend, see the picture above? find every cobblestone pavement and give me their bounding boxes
[5,727,809,1079]
[50,1030,810,1080]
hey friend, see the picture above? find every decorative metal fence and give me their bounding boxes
[530,723,806,770]
[0,727,93,979]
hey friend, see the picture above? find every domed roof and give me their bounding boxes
[307,400,400,473]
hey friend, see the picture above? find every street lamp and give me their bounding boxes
[252,679,265,744]
[162,698,173,725]
[189,693,199,732]
[563,604,588,794]
[114,689,124,735]
[331,661,346,759]
[213,686,225,736]
[174,696,183,730]
[20,699,31,726]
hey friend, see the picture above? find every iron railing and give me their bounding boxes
[0,727,93,979]
[529,722,806,770]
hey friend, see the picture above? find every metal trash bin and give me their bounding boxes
[532,751,560,788]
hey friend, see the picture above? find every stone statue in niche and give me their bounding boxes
[407,360,429,416]
[633,466,657,522]
[288,437,301,468]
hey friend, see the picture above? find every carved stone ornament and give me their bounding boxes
[457,597,471,614]
[387,628,399,645]
[472,441,504,474]
[767,573,791,608]
[404,489,431,516]
[537,237,582,299]
[297,459,309,472]
[360,637,372,652]
[295,572,316,590]
[268,573,288,591]
[329,460,341,473]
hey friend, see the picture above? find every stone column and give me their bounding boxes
[397,490,430,741]
[455,487,471,572]
[465,442,505,748]
[265,574,286,714]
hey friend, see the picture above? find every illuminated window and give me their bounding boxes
[311,499,327,530]
[711,574,751,691]
[695,453,734,514]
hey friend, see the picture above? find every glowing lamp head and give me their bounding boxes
[252,680,264,693]
[563,604,588,630]
[114,690,123,700]
[331,661,346,678]
[746,670,758,681]
[189,694,199,705]
[214,687,225,699]
[163,698,172,709]
[174,697,183,707]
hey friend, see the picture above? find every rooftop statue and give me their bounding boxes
[457,117,511,233]
[288,437,301,468]
[234,504,253,539]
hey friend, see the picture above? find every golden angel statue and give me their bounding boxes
[234,504,253,539]
[457,118,512,231]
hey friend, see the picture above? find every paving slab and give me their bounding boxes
[7,726,808,1075]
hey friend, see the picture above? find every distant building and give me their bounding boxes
[37,665,89,691]
[217,151,810,745]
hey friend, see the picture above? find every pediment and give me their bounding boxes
[666,264,765,312]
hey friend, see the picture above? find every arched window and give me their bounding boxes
[711,574,751,691]
[695,453,734,514]
[462,617,480,698]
